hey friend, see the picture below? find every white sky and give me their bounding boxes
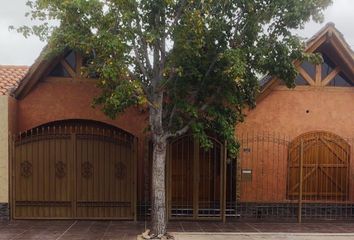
[0,0,353,66]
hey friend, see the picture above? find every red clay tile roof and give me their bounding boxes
[0,65,29,95]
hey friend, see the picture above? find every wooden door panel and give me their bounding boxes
[288,131,349,201]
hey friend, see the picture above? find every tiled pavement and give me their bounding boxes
[2,220,354,239]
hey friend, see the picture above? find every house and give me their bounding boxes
[236,23,354,219]
[0,23,353,221]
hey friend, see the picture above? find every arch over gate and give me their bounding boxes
[11,119,137,220]
[167,135,225,220]
[288,131,350,201]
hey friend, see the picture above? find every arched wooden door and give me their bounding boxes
[288,131,350,201]
[12,120,137,219]
[167,135,225,220]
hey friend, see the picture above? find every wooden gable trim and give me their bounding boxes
[60,59,76,78]
[315,64,321,85]
[330,33,354,76]
[14,58,54,99]
[321,66,341,86]
[15,50,96,99]
[259,34,328,97]
[298,67,316,86]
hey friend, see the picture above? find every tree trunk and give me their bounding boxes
[149,92,167,237]
[151,136,167,236]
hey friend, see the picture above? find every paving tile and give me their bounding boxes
[2,220,354,239]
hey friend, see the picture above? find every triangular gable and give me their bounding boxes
[14,48,86,99]
[258,22,354,102]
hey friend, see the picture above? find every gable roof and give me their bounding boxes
[14,45,59,99]
[13,23,354,100]
[0,65,29,96]
[258,22,354,102]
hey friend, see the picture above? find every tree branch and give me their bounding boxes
[164,121,191,140]
[135,15,153,73]
[172,0,187,27]
[167,105,177,128]
[204,54,219,79]
[133,46,149,79]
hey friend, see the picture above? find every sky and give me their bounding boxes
[0,0,353,66]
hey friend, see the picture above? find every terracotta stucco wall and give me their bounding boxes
[17,80,147,134]
[238,87,354,138]
[0,96,8,203]
[237,87,354,203]
[17,79,149,202]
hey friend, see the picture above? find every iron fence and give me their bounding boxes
[10,125,354,222]
[235,131,354,222]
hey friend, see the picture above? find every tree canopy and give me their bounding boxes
[17,0,330,155]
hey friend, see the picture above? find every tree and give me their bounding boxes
[17,0,331,237]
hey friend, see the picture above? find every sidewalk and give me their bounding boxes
[2,220,354,239]
[173,233,354,240]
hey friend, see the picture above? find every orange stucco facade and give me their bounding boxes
[16,80,147,135]
[238,86,354,138]
[237,86,354,203]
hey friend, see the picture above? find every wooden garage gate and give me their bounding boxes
[288,131,350,201]
[11,120,137,220]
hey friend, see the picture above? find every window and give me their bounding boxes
[321,54,335,79]
[321,53,353,87]
[64,51,76,70]
[294,74,309,86]
[49,63,70,77]
[327,72,352,87]
[301,61,315,79]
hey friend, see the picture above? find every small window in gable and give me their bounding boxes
[321,54,335,79]
[295,74,309,86]
[49,63,70,77]
[327,72,353,87]
[301,61,315,79]
[65,51,76,70]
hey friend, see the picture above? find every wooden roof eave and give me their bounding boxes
[14,59,50,99]
[13,49,68,99]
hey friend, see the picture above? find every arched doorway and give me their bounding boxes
[11,120,137,219]
[167,135,226,220]
[288,131,350,201]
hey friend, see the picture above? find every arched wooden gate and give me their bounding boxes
[11,120,137,220]
[288,131,350,201]
[167,135,226,220]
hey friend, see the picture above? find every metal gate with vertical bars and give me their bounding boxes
[11,120,137,220]
[167,135,227,220]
